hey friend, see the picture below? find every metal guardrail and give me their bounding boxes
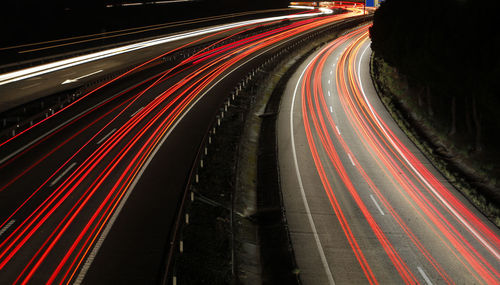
[160,14,373,285]
[0,20,295,142]
[0,9,296,75]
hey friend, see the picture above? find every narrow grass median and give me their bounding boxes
[173,19,373,284]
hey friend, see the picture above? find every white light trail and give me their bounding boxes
[288,5,316,9]
[0,12,322,86]
[61,70,103,84]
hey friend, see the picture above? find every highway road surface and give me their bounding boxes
[0,10,325,113]
[278,25,500,284]
[0,9,365,284]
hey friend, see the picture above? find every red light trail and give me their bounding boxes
[0,10,363,283]
[293,24,500,283]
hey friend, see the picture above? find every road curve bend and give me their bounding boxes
[278,25,500,284]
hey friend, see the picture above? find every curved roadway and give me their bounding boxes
[278,25,500,284]
[0,10,364,284]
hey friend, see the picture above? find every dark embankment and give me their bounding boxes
[369,0,500,226]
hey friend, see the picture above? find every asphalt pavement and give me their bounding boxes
[0,11,360,283]
[0,10,317,113]
[277,25,500,284]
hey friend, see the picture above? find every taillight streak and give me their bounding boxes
[0,12,364,283]
[299,26,379,284]
[0,18,279,245]
[332,26,499,283]
[314,31,454,284]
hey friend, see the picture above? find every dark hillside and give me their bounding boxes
[370,0,500,221]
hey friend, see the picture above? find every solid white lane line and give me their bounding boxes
[130,107,144,118]
[0,220,15,237]
[327,90,331,97]
[358,40,500,260]
[347,153,355,166]
[417,266,433,285]
[76,35,313,284]
[290,53,335,285]
[335,125,341,135]
[96,128,116,145]
[50,162,77,187]
[329,106,333,113]
[369,195,385,216]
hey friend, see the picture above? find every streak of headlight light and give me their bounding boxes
[319,7,333,14]
[153,0,193,3]
[122,3,143,6]
[0,12,322,86]
[288,5,316,9]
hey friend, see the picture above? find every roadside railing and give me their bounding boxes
[160,14,373,285]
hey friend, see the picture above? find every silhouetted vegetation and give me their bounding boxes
[370,0,500,217]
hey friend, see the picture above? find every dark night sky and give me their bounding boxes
[1,0,291,46]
